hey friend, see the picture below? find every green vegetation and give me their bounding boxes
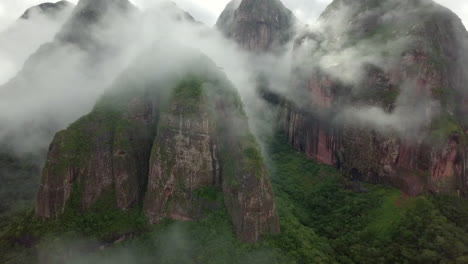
[60,184,149,241]
[1,134,468,263]
[0,152,41,217]
[433,86,448,105]
[172,78,204,114]
[194,186,222,201]
[266,134,468,263]
[48,108,125,181]
[353,86,401,108]
[433,194,468,233]
[242,135,265,176]
[430,113,466,144]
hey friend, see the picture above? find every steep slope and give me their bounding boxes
[0,1,74,85]
[281,0,468,196]
[0,1,75,217]
[0,0,139,153]
[36,46,280,243]
[216,0,296,52]
[0,0,139,231]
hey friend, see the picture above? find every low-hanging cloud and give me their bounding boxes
[0,4,73,84]
[285,0,468,138]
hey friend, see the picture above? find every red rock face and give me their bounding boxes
[309,77,334,109]
[431,137,461,192]
[316,128,334,164]
[282,105,340,166]
[279,0,468,196]
[283,63,466,196]
[396,143,419,170]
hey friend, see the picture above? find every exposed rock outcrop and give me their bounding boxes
[36,87,155,217]
[216,0,296,52]
[36,48,279,242]
[280,0,468,196]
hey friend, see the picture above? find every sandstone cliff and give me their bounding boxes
[36,47,279,242]
[216,0,296,52]
[281,0,468,196]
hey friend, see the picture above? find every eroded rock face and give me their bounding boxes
[216,0,295,52]
[36,91,156,218]
[144,112,219,223]
[141,77,279,242]
[37,55,279,242]
[280,0,468,196]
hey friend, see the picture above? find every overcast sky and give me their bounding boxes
[0,0,467,32]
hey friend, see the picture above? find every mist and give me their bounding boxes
[1,0,468,261]
[0,3,73,84]
[2,0,467,155]
[284,0,468,139]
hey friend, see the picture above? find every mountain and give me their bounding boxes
[216,0,296,52]
[20,1,74,20]
[0,0,139,232]
[280,0,468,196]
[35,44,280,243]
[0,0,139,152]
[157,1,198,23]
[0,1,74,85]
[55,0,138,51]
[0,1,75,217]
[1,0,468,263]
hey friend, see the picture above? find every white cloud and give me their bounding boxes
[0,0,75,31]
[0,0,467,29]
[434,0,468,27]
[133,0,468,28]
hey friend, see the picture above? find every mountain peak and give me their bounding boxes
[156,1,198,23]
[216,0,296,52]
[55,0,138,48]
[20,1,74,20]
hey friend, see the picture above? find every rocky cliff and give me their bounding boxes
[216,0,296,52]
[281,0,468,196]
[36,47,280,242]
